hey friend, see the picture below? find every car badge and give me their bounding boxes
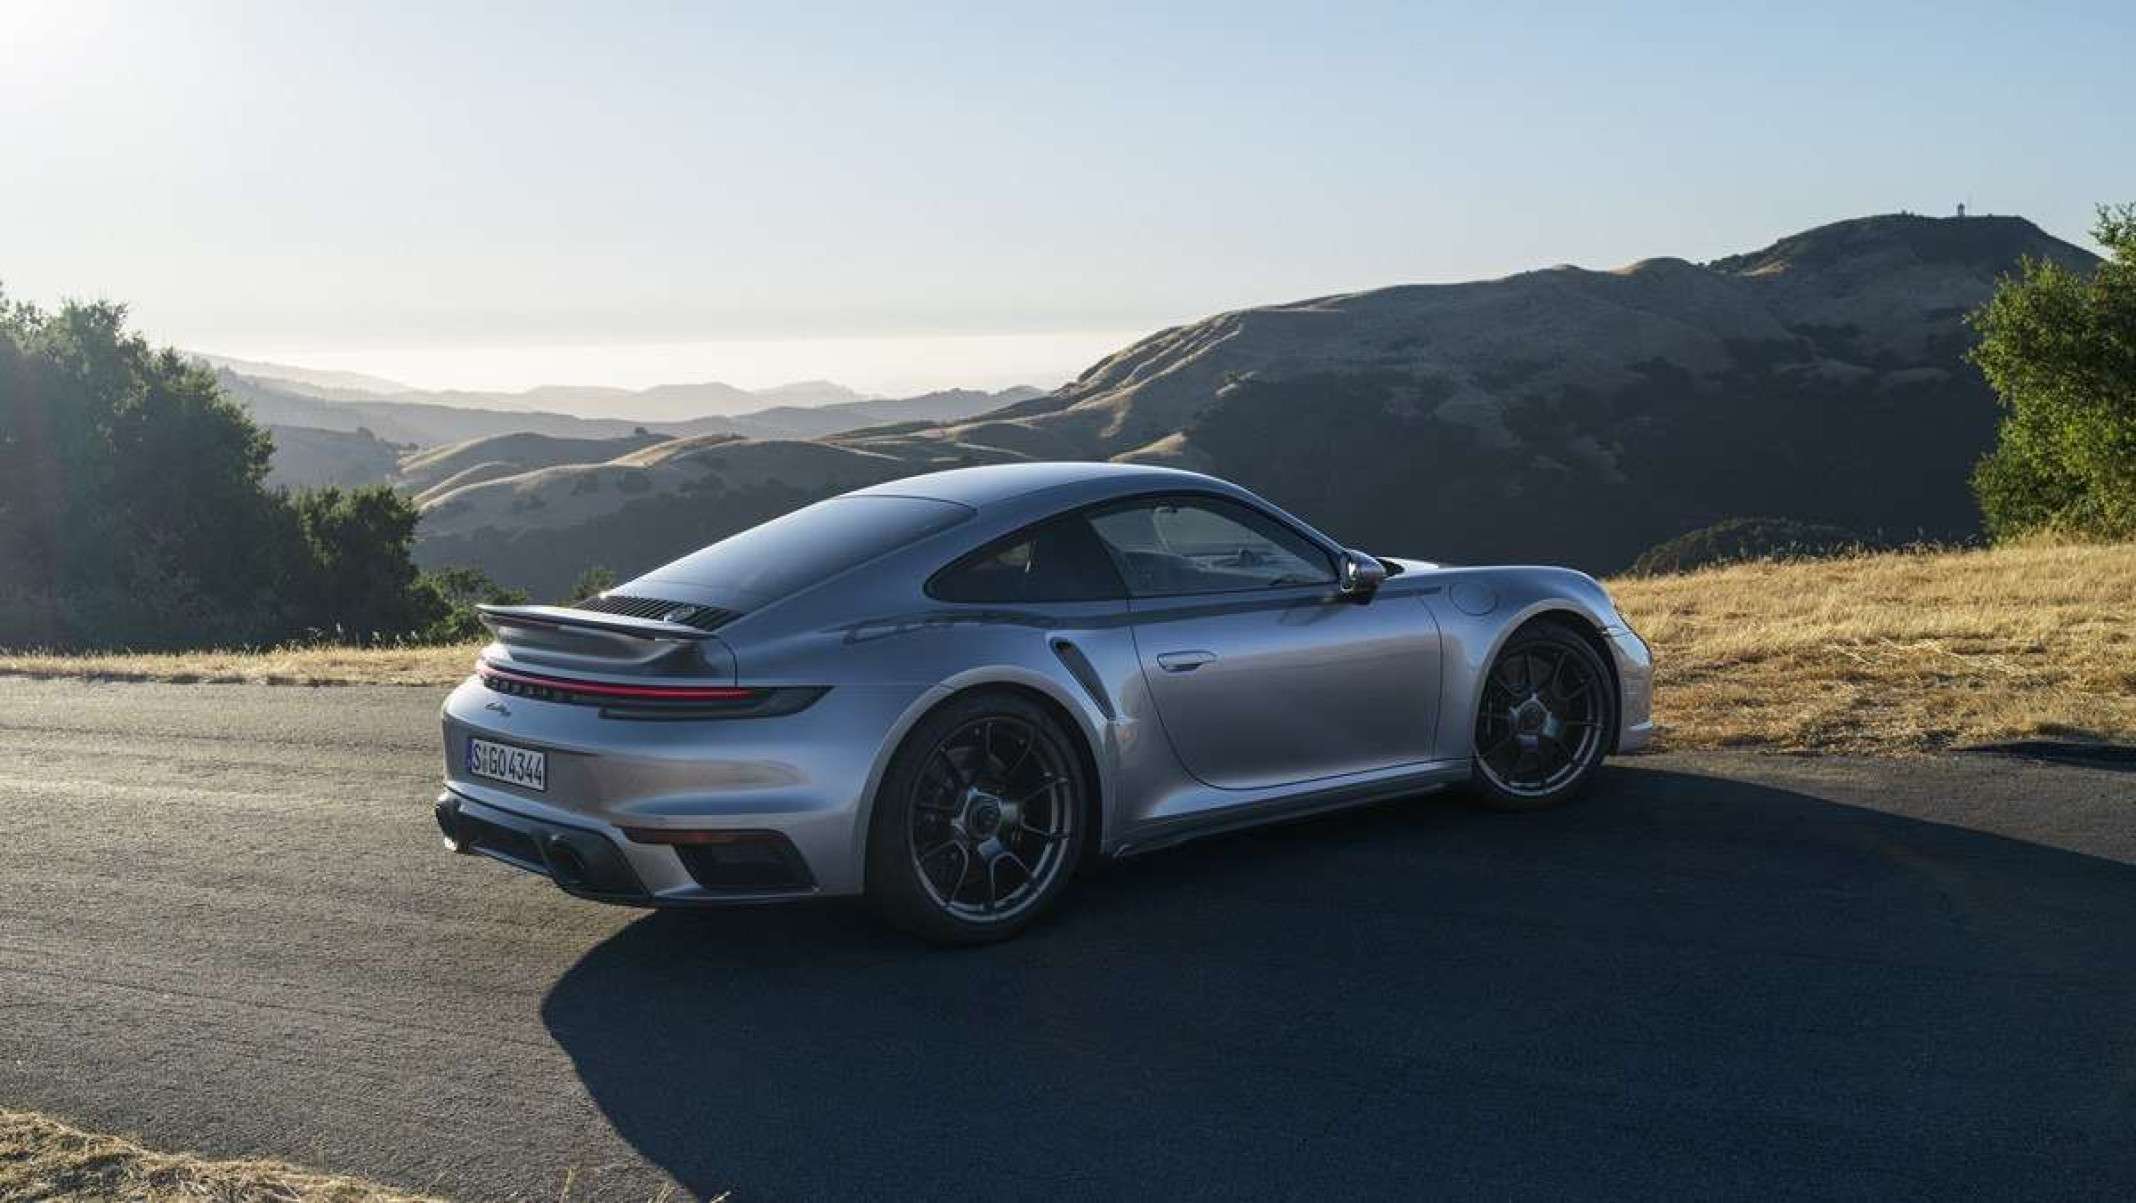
[662,605,699,624]
[485,701,512,716]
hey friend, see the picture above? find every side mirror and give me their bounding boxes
[1338,550,1387,599]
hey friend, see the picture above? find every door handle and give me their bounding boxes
[1156,650,1217,673]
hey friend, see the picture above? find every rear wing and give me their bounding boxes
[476,604,717,642]
[475,604,731,676]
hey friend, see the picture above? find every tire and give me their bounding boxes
[865,691,1090,944]
[1468,621,1617,812]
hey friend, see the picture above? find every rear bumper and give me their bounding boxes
[438,674,940,898]
[435,790,819,906]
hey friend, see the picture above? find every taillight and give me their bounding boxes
[476,662,825,719]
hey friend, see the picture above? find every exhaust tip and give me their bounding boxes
[434,795,472,854]
[544,837,591,888]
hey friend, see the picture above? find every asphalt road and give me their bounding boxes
[2,677,2133,1201]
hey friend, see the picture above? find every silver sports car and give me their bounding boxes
[435,462,1652,943]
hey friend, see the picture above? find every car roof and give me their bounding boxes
[847,461,1219,511]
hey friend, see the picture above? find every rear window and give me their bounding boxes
[929,516,1125,603]
[650,495,971,603]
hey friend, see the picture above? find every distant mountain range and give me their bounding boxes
[191,353,412,395]
[195,353,870,418]
[237,367,1042,494]
[405,213,2096,597]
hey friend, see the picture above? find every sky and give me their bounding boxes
[4,0,2131,396]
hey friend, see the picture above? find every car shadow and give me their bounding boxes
[1969,739,2136,772]
[540,765,2136,1201]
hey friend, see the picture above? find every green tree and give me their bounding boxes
[285,485,443,642]
[0,292,465,650]
[0,294,294,647]
[1969,204,2136,539]
[412,566,528,643]
[565,565,617,604]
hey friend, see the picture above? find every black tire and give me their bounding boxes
[865,691,1090,945]
[1467,621,1617,812]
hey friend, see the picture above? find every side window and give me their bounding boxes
[1086,496,1335,597]
[929,516,1126,603]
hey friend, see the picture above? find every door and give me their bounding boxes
[1086,494,1440,790]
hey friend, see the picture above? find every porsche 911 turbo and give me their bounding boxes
[434,462,1652,943]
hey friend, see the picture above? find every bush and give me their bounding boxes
[1629,517,1866,576]
[411,566,528,643]
[564,566,617,604]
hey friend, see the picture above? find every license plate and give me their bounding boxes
[466,737,547,792]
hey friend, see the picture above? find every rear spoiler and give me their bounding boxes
[476,604,717,642]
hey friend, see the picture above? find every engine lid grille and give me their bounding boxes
[571,594,737,632]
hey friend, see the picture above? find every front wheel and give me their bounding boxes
[865,693,1088,945]
[1469,622,1616,811]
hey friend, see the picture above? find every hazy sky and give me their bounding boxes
[4,0,2131,394]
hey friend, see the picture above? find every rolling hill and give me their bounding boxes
[413,213,2098,597]
[261,425,408,490]
[396,431,674,503]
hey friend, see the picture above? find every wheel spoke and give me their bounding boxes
[913,785,959,813]
[937,748,973,790]
[1011,775,1060,806]
[985,852,1006,912]
[939,842,972,901]
[1015,820,1065,845]
[1538,732,1571,780]
[998,846,1036,882]
[1003,724,1037,781]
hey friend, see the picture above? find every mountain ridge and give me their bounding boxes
[412,213,2097,595]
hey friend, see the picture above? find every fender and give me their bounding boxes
[844,662,1122,883]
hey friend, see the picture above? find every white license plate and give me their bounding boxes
[466,737,547,792]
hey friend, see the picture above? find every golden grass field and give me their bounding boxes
[1,540,2130,756]
[0,1109,440,1203]
[1611,538,2135,753]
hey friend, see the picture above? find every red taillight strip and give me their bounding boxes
[478,662,755,702]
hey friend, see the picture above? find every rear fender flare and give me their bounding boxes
[848,666,1117,882]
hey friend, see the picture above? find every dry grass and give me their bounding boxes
[1611,539,2136,753]
[0,641,480,687]
[2,541,2130,755]
[0,1109,441,1203]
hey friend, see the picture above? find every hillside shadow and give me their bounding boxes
[541,766,2136,1201]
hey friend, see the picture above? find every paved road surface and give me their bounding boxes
[2,678,2133,1200]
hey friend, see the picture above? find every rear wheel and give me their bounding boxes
[866,692,1088,944]
[1469,622,1616,811]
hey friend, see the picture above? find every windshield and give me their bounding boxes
[646,495,971,604]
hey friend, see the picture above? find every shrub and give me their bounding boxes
[1629,517,1866,576]
[410,566,528,643]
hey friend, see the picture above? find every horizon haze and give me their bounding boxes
[5,1,2132,395]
